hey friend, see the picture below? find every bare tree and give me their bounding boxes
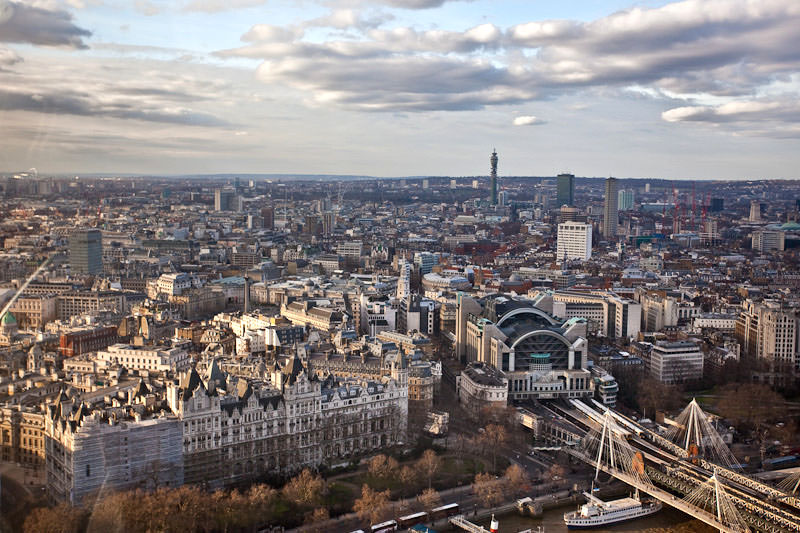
[368,454,399,481]
[477,424,508,472]
[416,449,442,489]
[353,484,391,525]
[283,469,325,507]
[303,507,330,532]
[472,472,504,509]
[417,487,442,510]
[503,464,530,498]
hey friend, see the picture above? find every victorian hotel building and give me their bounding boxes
[45,355,407,503]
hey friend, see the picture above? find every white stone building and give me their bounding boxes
[556,222,592,261]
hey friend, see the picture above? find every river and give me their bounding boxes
[443,504,716,533]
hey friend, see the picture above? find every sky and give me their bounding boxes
[1,0,799,179]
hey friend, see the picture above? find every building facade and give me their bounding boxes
[69,229,103,275]
[556,222,592,261]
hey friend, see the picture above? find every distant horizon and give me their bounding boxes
[3,171,799,183]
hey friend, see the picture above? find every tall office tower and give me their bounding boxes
[557,222,592,261]
[489,149,498,205]
[603,177,619,238]
[322,211,335,236]
[214,188,236,211]
[710,198,724,212]
[261,206,275,229]
[556,173,575,207]
[69,229,103,275]
[749,200,762,222]
[618,189,634,211]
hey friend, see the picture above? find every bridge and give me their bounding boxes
[536,398,800,533]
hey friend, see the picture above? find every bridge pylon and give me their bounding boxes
[683,469,751,533]
[666,399,738,468]
[581,411,652,488]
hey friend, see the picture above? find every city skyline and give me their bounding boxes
[2,0,800,179]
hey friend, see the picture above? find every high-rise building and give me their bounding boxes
[69,229,102,275]
[752,230,785,252]
[414,251,436,275]
[214,188,236,211]
[618,189,634,211]
[489,149,498,205]
[603,177,619,238]
[710,198,724,212]
[557,222,592,261]
[749,200,762,222]
[735,300,799,379]
[556,173,575,207]
[261,206,275,229]
[322,211,336,236]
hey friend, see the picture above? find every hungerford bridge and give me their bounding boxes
[529,398,800,533]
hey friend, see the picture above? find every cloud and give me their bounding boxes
[182,0,266,13]
[218,0,800,115]
[134,0,160,16]
[662,97,800,137]
[663,98,800,123]
[0,45,21,66]
[0,0,91,48]
[0,56,244,127]
[304,8,394,31]
[377,0,463,8]
[241,24,302,43]
[513,115,545,126]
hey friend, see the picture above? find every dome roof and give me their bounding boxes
[1,312,16,325]
[780,221,800,231]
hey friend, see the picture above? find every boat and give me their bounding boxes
[563,489,662,529]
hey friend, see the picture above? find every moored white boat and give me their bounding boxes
[563,489,662,529]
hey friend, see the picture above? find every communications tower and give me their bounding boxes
[490,149,498,205]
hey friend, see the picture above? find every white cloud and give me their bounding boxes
[513,115,545,126]
[182,0,265,13]
[0,45,21,65]
[217,0,800,115]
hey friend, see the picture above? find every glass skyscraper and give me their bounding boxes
[69,228,103,275]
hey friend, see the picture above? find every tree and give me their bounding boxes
[503,464,530,498]
[472,472,504,509]
[477,424,508,472]
[24,504,87,533]
[416,449,442,489]
[716,383,784,429]
[398,465,418,497]
[368,454,399,480]
[304,507,330,532]
[283,469,325,507]
[353,484,391,525]
[636,379,682,419]
[417,487,442,511]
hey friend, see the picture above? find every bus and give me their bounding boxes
[430,503,460,520]
[370,519,398,533]
[397,511,428,528]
